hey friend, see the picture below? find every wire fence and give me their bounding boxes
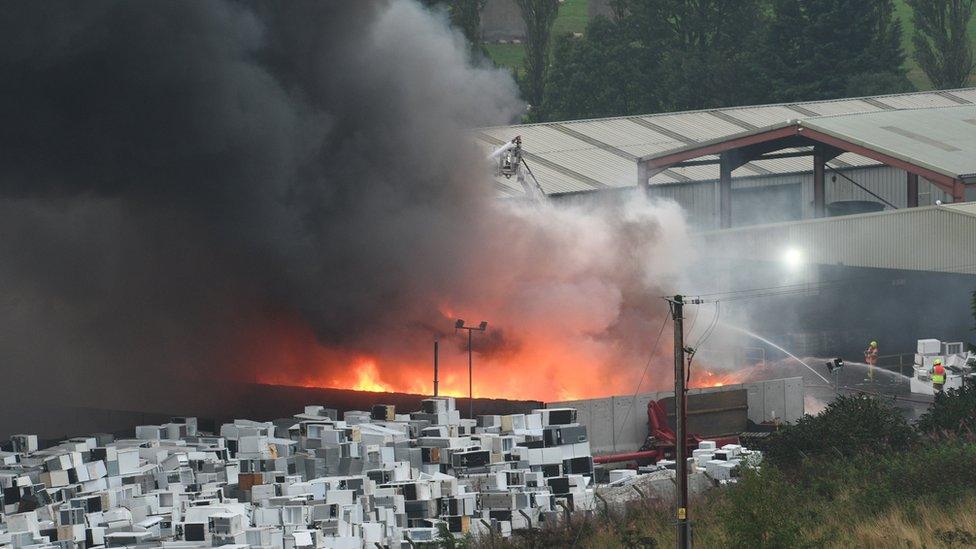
[875,353,916,377]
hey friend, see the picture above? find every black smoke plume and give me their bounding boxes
[0,1,519,393]
[0,0,689,403]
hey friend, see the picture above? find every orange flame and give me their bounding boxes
[690,368,751,388]
[348,360,394,393]
[242,309,762,401]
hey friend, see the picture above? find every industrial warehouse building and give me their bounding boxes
[477,88,976,225]
[478,88,976,360]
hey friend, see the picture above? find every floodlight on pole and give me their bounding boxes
[782,247,804,270]
[455,319,488,420]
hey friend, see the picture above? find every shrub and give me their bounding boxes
[761,394,916,468]
[718,467,808,548]
[864,442,976,506]
[917,377,976,436]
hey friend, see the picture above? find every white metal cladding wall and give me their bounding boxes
[647,181,717,228]
[647,166,953,228]
[822,166,951,209]
[699,205,976,273]
[549,378,805,454]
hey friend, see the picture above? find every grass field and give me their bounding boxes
[484,0,588,74]
[483,43,525,69]
[487,0,976,91]
[550,0,589,37]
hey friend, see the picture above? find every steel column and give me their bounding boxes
[433,339,439,397]
[813,147,826,217]
[468,329,473,419]
[907,172,919,208]
[719,153,732,229]
[953,180,966,203]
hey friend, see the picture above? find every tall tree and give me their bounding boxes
[764,0,912,101]
[515,0,560,111]
[641,0,771,110]
[421,0,487,56]
[537,0,770,121]
[540,17,664,121]
[908,0,975,89]
[449,0,487,56]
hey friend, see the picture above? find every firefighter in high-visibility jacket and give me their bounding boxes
[932,358,946,393]
[864,341,879,381]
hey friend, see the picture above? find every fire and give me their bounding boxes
[689,368,752,388]
[242,309,761,401]
[222,189,702,402]
[348,360,395,393]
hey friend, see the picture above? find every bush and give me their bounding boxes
[718,467,809,548]
[864,443,976,506]
[761,394,916,468]
[917,378,976,436]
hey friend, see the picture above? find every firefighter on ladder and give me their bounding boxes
[932,358,946,394]
[864,340,879,381]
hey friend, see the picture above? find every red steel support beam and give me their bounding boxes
[907,172,919,208]
[637,125,966,209]
[643,125,800,169]
[720,153,732,228]
[954,180,966,203]
[797,127,959,196]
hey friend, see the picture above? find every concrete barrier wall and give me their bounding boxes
[0,382,543,441]
[550,377,805,454]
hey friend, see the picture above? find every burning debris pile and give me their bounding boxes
[0,398,599,548]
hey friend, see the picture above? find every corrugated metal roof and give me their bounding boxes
[698,204,976,274]
[477,88,976,196]
[720,105,802,128]
[949,88,976,103]
[793,99,881,117]
[943,202,976,218]
[646,112,744,141]
[803,105,976,180]
[872,92,962,109]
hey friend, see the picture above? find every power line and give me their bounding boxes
[688,301,720,383]
[826,164,898,209]
[685,306,701,342]
[615,314,670,445]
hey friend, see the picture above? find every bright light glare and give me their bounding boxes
[783,247,804,269]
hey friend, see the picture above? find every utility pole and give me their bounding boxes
[671,295,691,549]
[467,329,473,418]
[433,338,439,397]
[454,320,488,419]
